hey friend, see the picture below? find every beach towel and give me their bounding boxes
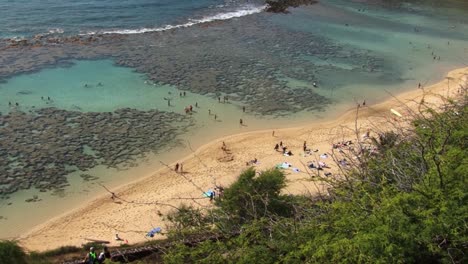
[203,190,214,197]
[320,154,328,159]
[281,162,290,169]
[147,227,162,237]
[292,168,300,173]
[391,108,402,117]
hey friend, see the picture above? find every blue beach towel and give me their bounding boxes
[147,227,162,237]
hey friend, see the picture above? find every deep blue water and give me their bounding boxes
[0,0,263,38]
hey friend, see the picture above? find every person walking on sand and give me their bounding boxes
[180,163,183,173]
[274,143,279,151]
[175,163,179,172]
[272,130,275,137]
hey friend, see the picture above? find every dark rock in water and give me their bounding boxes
[265,0,318,13]
[0,107,193,198]
[17,90,32,95]
[25,195,41,203]
[80,174,99,182]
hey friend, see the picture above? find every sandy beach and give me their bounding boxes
[18,67,468,252]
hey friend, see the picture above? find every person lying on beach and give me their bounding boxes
[246,158,259,166]
[318,161,330,169]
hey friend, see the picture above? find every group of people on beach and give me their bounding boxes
[274,141,294,156]
[208,185,225,201]
[332,140,353,150]
[174,162,183,173]
[274,140,316,156]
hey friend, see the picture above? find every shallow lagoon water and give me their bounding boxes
[1,0,468,239]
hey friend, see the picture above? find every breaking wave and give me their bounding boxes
[89,5,265,35]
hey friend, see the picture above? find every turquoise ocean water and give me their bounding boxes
[0,0,468,239]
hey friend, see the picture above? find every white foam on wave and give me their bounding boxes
[88,5,265,35]
[48,28,65,34]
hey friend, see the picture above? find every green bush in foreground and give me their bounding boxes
[162,100,467,263]
[0,240,28,264]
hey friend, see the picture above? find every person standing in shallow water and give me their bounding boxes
[240,119,243,126]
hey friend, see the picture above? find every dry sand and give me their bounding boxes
[18,67,468,252]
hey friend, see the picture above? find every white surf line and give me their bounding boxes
[85,5,266,35]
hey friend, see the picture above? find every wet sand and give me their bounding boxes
[18,67,468,251]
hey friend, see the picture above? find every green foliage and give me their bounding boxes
[81,242,105,251]
[0,240,28,264]
[39,245,81,257]
[217,168,292,224]
[162,100,467,263]
[9,99,464,264]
